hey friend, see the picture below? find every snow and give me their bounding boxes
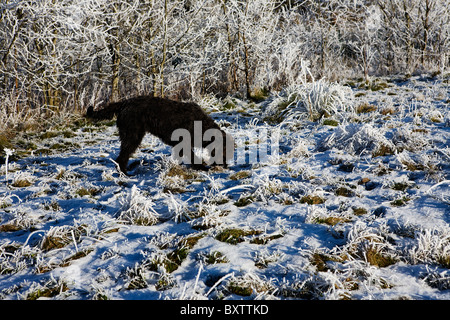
[0,75,449,300]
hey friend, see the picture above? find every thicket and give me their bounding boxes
[0,0,449,116]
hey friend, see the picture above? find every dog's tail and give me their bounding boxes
[85,101,124,121]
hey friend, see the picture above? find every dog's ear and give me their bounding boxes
[85,106,94,118]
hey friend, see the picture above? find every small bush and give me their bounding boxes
[262,80,355,124]
[117,186,167,226]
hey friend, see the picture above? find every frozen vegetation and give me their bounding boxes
[1,0,449,301]
[0,75,449,300]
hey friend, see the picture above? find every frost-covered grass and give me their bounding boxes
[0,75,449,300]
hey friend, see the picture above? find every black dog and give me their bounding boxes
[86,96,233,174]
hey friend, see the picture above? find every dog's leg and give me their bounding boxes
[116,129,145,174]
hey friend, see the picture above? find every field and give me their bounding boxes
[0,75,449,300]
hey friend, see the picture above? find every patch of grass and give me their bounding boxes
[364,246,397,268]
[41,235,71,252]
[201,251,229,265]
[162,186,189,194]
[49,141,80,151]
[323,119,339,126]
[352,207,368,216]
[40,131,60,140]
[15,139,38,152]
[229,170,251,180]
[62,130,75,138]
[160,164,198,194]
[0,199,12,209]
[155,273,177,291]
[358,80,390,91]
[412,128,429,134]
[161,234,205,273]
[310,252,333,272]
[391,182,413,192]
[372,144,395,158]
[220,98,238,111]
[0,223,23,233]
[70,117,90,130]
[226,275,276,297]
[437,255,450,269]
[60,248,94,268]
[370,82,389,91]
[263,94,298,124]
[75,187,100,198]
[166,165,197,180]
[0,132,14,151]
[314,216,352,226]
[165,248,189,273]
[125,267,148,290]
[43,200,61,212]
[11,179,33,188]
[380,107,396,116]
[401,160,426,172]
[300,194,325,205]
[356,103,377,114]
[27,282,69,300]
[34,148,52,156]
[41,226,86,251]
[234,195,254,207]
[335,186,355,197]
[216,228,262,245]
[227,281,253,296]
[250,233,284,245]
[390,197,410,207]
[250,87,270,102]
[430,116,443,123]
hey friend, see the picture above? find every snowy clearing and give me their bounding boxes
[0,75,449,300]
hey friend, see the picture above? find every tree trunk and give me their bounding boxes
[110,42,120,102]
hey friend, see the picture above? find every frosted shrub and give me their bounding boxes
[337,221,398,268]
[0,243,38,275]
[156,156,197,193]
[391,126,430,153]
[319,123,395,157]
[188,203,228,230]
[196,93,222,113]
[263,80,355,124]
[422,267,450,290]
[40,225,86,251]
[252,176,285,203]
[165,193,190,223]
[408,228,450,268]
[287,138,311,158]
[1,210,36,232]
[10,171,35,188]
[252,249,284,269]
[117,186,164,226]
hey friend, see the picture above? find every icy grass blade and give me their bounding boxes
[4,148,14,185]
[205,272,235,298]
[426,180,450,204]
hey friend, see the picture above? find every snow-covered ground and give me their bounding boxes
[0,75,449,300]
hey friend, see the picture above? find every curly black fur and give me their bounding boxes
[86,96,232,174]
